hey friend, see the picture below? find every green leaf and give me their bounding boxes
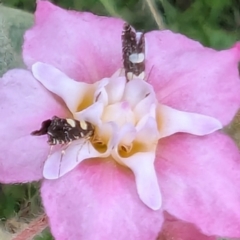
[203,25,238,49]
[0,6,33,76]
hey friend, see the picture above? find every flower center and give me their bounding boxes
[102,102,135,127]
[33,62,222,211]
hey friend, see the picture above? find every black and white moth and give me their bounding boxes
[121,23,146,81]
[31,116,95,145]
[31,116,95,176]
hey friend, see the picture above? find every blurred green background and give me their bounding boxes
[0,0,239,239]
[2,0,240,49]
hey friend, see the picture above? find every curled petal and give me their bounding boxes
[122,79,155,108]
[23,1,124,82]
[74,78,109,123]
[135,116,159,143]
[93,77,109,106]
[114,123,136,148]
[104,76,126,104]
[95,121,118,148]
[157,104,222,138]
[134,95,156,122]
[74,102,104,126]
[102,102,135,127]
[146,31,240,125]
[0,69,67,183]
[112,118,161,210]
[41,159,164,240]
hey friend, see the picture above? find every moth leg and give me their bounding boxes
[47,145,54,159]
[145,65,154,82]
[58,142,72,177]
[76,139,90,162]
[119,67,125,77]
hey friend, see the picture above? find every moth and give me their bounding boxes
[31,116,95,145]
[31,116,95,176]
[121,23,146,81]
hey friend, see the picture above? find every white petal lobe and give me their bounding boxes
[32,62,90,112]
[157,104,222,138]
[43,140,101,179]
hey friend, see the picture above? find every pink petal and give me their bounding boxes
[146,31,240,125]
[158,213,216,240]
[157,104,222,138]
[23,1,124,83]
[0,69,67,183]
[156,132,240,237]
[41,159,164,240]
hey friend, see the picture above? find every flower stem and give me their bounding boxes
[145,0,165,29]
[12,214,48,240]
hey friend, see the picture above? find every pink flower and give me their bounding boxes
[1,1,240,239]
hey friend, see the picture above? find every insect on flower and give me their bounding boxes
[121,23,146,81]
[31,116,95,176]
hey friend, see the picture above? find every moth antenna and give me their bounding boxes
[146,65,154,82]
[87,141,90,154]
[95,91,102,102]
[58,151,64,178]
[119,67,125,77]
